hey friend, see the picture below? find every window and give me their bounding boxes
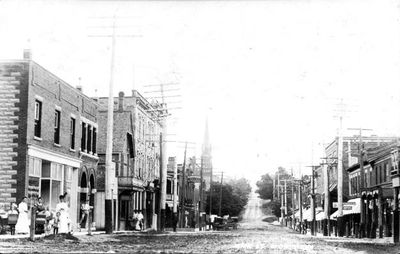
[87,125,92,153]
[34,100,42,138]
[127,133,134,157]
[54,110,61,144]
[70,118,76,150]
[29,157,42,177]
[80,121,97,155]
[92,127,97,154]
[40,161,64,210]
[81,122,86,151]
[386,163,390,182]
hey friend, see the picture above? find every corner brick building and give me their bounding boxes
[0,51,99,230]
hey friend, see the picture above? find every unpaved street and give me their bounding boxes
[0,193,396,253]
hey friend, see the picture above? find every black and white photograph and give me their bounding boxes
[0,0,400,253]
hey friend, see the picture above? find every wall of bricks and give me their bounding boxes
[0,60,100,209]
[0,62,29,209]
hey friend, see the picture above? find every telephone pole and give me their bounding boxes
[179,142,188,228]
[348,127,372,238]
[336,114,344,237]
[89,14,142,234]
[104,15,117,234]
[218,171,224,217]
[306,165,317,236]
[199,156,204,230]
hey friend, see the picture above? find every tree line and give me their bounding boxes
[205,178,252,217]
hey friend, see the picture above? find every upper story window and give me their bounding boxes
[81,122,87,152]
[34,100,42,138]
[80,119,97,155]
[70,117,76,150]
[54,109,61,145]
[87,125,92,153]
[92,127,97,154]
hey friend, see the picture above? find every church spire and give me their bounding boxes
[202,117,211,155]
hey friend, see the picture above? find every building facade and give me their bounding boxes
[347,142,398,239]
[96,90,164,230]
[325,136,397,203]
[0,52,99,230]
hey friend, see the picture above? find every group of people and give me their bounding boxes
[12,193,71,235]
[132,211,144,231]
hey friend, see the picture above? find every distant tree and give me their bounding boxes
[205,178,251,217]
[256,173,273,200]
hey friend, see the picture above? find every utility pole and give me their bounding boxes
[311,168,316,236]
[89,14,142,235]
[199,156,204,230]
[334,112,344,237]
[159,128,167,231]
[291,176,295,230]
[179,142,188,228]
[172,157,178,231]
[348,127,372,238]
[273,174,276,201]
[277,172,280,202]
[323,163,329,236]
[104,15,117,234]
[284,179,288,226]
[296,179,303,233]
[218,172,224,217]
[306,165,317,236]
[209,166,213,219]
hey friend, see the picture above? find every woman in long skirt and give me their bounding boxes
[56,195,69,234]
[15,197,30,234]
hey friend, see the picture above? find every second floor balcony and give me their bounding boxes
[118,175,145,189]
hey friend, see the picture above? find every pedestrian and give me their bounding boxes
[44,206,53,236]
[56,194,69,234]
[137,211,144,231]
[132,211,139,230]
[35,197,45,213]
[15,197,29,234]
[79,200,91,230]
[7,203,18,235]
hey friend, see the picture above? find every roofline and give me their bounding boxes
[1,59,99,106]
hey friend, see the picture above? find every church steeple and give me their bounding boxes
[201,117,212,190]
[202,117,211,155]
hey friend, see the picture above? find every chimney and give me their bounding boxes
[23,49,32,60]
[76,85,82,92]
[118,91,124,112]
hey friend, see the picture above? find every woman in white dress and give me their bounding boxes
[15,197,30,234]
[56,195,69,234]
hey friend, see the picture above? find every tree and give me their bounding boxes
[205,178,251,217]
[255,173,273,200]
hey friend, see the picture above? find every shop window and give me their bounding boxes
[40,161,64,210]
[29,157,41,177]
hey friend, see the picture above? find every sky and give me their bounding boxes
[1,0,400,184]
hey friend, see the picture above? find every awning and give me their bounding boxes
[330,198,361,220]
[302,209,312,221]
[315,211,326,221]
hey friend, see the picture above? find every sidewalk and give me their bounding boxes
[0,230,106,240]
[276,224,395,246]
[313,232,394,245]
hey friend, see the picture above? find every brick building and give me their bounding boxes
[325,136,397,203]
[347,142,399,239]
[0,51,99,230]
[96,90,164,230]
